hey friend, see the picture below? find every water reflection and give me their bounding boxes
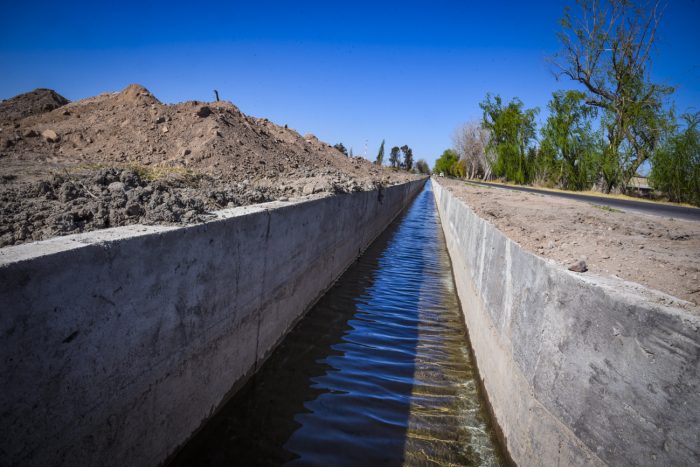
[170,181,505,466]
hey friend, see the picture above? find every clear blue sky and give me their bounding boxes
[2,0,699,167]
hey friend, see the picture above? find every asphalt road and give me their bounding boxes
[463,180,700,222]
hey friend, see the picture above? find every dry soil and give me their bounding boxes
[439,178,700,308]
[0,85,417,247]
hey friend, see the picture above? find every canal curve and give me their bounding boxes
[170,180,506,466]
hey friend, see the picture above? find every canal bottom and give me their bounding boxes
[170,181,506,466]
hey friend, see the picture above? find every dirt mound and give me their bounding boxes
[116,83,161,106]
[0,88,69,122]
[0,85,416,247]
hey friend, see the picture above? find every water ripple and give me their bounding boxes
[170,181,506,466]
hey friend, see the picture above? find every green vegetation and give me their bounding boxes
[389,146,401,168]
[434,149,459,176]
[537,90,598,190]
[480,94,538,184]
[401,145,413,171]
[375,140,385,165]
[438,0,700,206]
[649,113,700,205]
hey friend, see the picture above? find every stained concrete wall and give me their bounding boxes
[0,178,425,467]
[432,178,699,467]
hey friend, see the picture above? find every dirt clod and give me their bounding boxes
[41,129,59,143]
[568,259,588,273]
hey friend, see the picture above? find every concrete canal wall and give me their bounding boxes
[0,178,425,467]
[432,178,700,467]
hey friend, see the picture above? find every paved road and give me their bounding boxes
[463,180,700,222]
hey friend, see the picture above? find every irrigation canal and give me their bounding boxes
[170,181,506,466]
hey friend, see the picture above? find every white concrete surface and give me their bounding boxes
[0,179,425,467]
[432,178,699,467]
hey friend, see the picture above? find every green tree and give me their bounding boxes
[539,90,598,190]
[400,145,414,171]
[334,143,348,156]
[434,149,459,175]
[479,94,538,184]
[375,140,385,165]
[649,112,700,206]
[452,158,467,178]
[416,159,431,174]
[552,0,673,192]
[389,146,401,168]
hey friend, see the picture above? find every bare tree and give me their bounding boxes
[550,0,673,192]
[452,121,493,180]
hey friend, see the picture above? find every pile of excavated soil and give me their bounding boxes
[438,178,700,308]
[0,84,417,247]
[0,88,69,122]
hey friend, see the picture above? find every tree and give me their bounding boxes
[375,140,385,165]
[434,149,459,175]
[416,159,431,174]
[400,145,413,171]
[480,94,538,184]
[349,147,354,157]
[552,0,673,192]
[453,121,492,179]
[389,146,401,168]
[649,112,700,206]
[539,90,599,190]
[452,158,467,178]
[334,143,348,156]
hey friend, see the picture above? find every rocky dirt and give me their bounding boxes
[0,88,69,122]
[438,178,700,308]
[0,85,416,247]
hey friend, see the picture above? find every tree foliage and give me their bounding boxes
[415,159,431,175]
[480,94,538,184]
[552,0,673,191]
[448,2,695,204]
[389,146,401,168]
[400,145,414,171]
[538,90,599,190]
[434,149,460,176]
[649,113,700,206]
[452,121,493,179]
[376,139,385,165]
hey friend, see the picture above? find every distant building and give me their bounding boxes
[628,176,653,197]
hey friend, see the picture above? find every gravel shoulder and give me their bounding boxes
[0,85,418,247]
[438,178,700,308]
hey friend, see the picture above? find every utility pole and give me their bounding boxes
[213,90,220,102]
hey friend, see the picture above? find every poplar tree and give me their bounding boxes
[375,140,385,165]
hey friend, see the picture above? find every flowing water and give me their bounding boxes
[171,181,506,466]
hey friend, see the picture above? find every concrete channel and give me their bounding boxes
[2,174,698,466]
[0,178,425,467]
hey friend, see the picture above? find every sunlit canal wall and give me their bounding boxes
[432,177,699,466]
[0,178,425,467]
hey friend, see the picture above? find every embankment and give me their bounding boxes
[432,178,699,466]
[0,178,425,467]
